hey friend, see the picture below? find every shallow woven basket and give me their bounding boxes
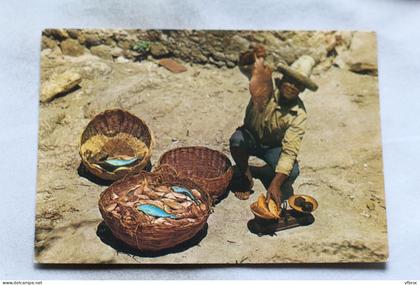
[79,109,154,181]
[98,165,212,252]
[158,146,233,201]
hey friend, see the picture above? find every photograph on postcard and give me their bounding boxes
[35,29,387,264]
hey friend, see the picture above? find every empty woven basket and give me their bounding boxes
[98,165,212,252]
[79,109,154,181]
[158,146,233,201]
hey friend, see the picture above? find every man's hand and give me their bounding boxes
[266,172,288,207]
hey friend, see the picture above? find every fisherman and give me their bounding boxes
[229,45,318,208]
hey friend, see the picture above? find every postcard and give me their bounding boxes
[35,29,387,263]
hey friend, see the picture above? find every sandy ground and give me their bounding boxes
[35,52,387,263]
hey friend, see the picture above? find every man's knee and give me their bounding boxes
[229,129,247,149]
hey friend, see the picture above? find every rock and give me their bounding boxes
[115,56,130,63]
[226,60,235,68]
[118,37,137,50]
[60,39,84,56]
[227,35,250,54]
[150,43,169,58]
[336,31,353,48]
[110,47,124,58]
[312,57,333,75]
[78,61,112,80]
[190,48,208,63]
[43,29,69,40]
[90,45,113,60]
[349,32,377,65]
[40,71,81,103]
[66,29,81,39]
[349,62,378,76]
[41,36,57,50]
[366,201,376,211]
[79,32,102,47]
[334,32,377,73]
[209,56,225,68]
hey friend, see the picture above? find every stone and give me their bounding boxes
[41,36,57,50]
[227,35,250,53]
[43,29,69,40]
[79,32,102,47]
[115,56,130,63]
[111,47,124,58]
[349,62,378,76]
[226,60,235,68]
[366,201,376,211]
[190,48,208,63]
[348,32,377,66]
[336,31,353,48]
[90,45,113,60]
[118,39,135,50]
[66,29,81,39]
[150,43,169,58]
[40,71,81,103]
[209,56,225,68]
[77,61,112,80]
[60,39,84,57]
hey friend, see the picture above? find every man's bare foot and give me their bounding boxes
[233,168,254,200]
[234,191,252,200]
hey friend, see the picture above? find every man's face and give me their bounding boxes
[280,78,304,101]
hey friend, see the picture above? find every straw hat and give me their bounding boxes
[276,55,318,91]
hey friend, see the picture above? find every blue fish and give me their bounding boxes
[97,157,139,171]
[137,204,177,219]
[105,157,138,167]
[171,186,199,204]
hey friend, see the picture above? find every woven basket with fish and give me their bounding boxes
[158,146,233,202]
[79,109,154,181]
[98,164,212,251]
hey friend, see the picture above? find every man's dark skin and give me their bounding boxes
[231,70,305,208]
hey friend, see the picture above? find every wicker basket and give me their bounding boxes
[79,109,154,181]
[98,165,212,252]
[158,146,233,201]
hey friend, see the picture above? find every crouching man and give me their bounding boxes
[230,45,318,208]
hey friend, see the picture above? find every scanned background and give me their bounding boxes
[1,0,420,279]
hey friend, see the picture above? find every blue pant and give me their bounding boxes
[229,127,299,198]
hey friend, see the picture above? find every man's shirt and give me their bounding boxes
[244,89,307,176]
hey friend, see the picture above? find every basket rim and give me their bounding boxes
[98,168,213,249]
[158,146,233,182]
[80,108,154,147]
[79,108,155,180]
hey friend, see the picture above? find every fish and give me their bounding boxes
[164,192,185,201]
[135,194,149,200]
[154,218,166,224]
[191,205,201,217]
[199,203,207,212]
[155,185,171,193]
[171,186,199,204]
[96,157,139,172]
[143,188,163,200]
[105,203,117,212]
[268,198,279,217]
[191,189,202,199]
[139,199,165,209]
[162,198,183,210]
[137,204,177,219]
[180,201,193,208]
